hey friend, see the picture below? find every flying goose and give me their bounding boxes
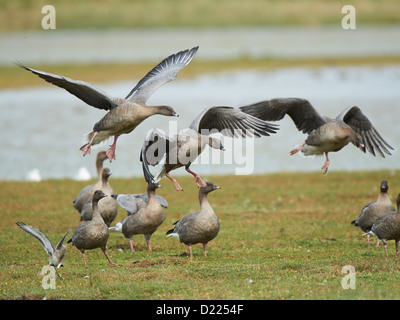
[141,104,278,190]
[16,222,71,277]
[68,190,118,267]
[16,46,199,161]
[239,98,393,174]
[351,180,395,246]
[366,193,400,257]
[166,182,221,258]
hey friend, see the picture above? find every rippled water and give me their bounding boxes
[1,65,399,181]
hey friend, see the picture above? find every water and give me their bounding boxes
[1,65,399,181]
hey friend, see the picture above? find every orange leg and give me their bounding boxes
[80,131,99,156]
[290,141,305,155]
[166,173,183,191]
[185,167,207,187]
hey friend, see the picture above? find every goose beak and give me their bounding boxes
[172,111,179,117]
[220,145,225,151]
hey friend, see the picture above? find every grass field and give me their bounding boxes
[1,170,400,300]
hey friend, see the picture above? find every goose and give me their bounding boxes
[68,190,118,267]
[16,222,71,277]
[141,104,278,190]
[366,193,400,257]
[73,151,109,214]
[351,180,395,246]
[16,46,199,161]
[120,182,166,252]
[166,182,221,258]
[239,98,393,174]
[80,168,118,227]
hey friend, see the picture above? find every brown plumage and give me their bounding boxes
[239,98,393,174]
[16,47,199,161]
[166,182,221,258]
[81,168,118,227]
[73,151,108,213]
[351,180,395,246]
[121,182,166,252]
[68,190,117,267]
[368,194,400,257]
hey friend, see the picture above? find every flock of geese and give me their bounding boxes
[14,46,397,275]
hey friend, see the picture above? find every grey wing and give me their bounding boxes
[239,98,326,134]
[134,193,169,208]
[338,106,394,157]
[113,194,142,215]
[16,62,118,111]
[189,106,279,138]
[55,229,71,251]
[140,129,174,183]
[125,46,199,104]
[16,222,55,256]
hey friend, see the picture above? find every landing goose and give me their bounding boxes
[73,151,108,214]
[80,168,118,227]
[16,222,71,277]
[16,46,199,161]
[141,104,278,190]
[351,180,395,246]
[367,193,400,257]
[119,182,166,252]
[68,190,118,267]
[239,98,393,174]
[166,182,221,258]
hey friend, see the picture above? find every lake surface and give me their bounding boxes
[1,65,399,181]
[1,27,399,180]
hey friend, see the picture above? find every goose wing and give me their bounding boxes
[189,105,279,138]
[239,98,326,134]
[337,106,394,157]
[16,222,55,256]
[125,46,199,104]
[55,229,71,251]
[140,129,175,183]
[16,62,118,111]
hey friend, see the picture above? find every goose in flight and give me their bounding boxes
[140,104,279,190]
[240,98,393,174]
[16,46,199,161]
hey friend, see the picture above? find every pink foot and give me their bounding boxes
[166,173,183,191]
[290,142,305,156]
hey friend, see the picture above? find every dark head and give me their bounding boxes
[102,168,112,181]
[209,137,224,151]
[92,190,107,204]
[380,180,389,193]
[200,182,221,194]
[148,181,162,192]
[157,106,179,117]
[350,133,365,153]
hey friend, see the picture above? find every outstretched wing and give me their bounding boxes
[16,222,55,256]
[337,106,394,157]
[239,98,326,134]
[189,105,279,138]
[140,129,174,183]
[16,62,118,111]
[125,46,199,104]
[55,229,71,251]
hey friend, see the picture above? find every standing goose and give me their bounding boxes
[68,190,117,267]
[239,98,393,174]
[110,192,168,233]
[16,222,71,277]
[81,168,118,227]
[351,180,395,246]
[120,182,166,252]
[73,151,108,213]
[141,104,278,190]
[166,182,221,258]
[16,46,199,161]
[367,193,400,257]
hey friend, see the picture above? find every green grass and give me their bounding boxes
[1,170,400,300]
[1,0,400,31]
